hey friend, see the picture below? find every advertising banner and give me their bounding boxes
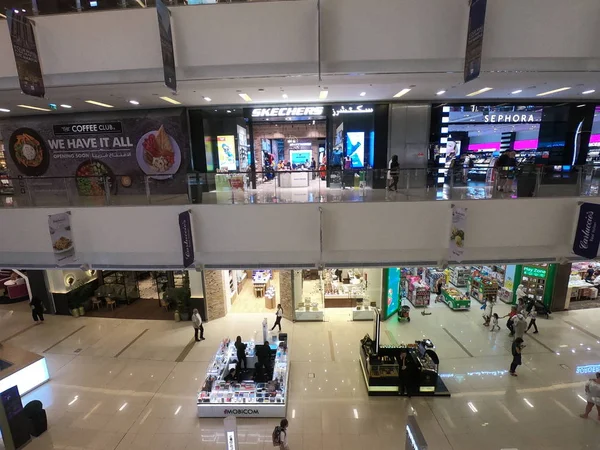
[217,135,237,171]
[178,211,195,268]
[0,386,31,450]
[48,212,76,266]
[449,206,467,262]
[156,0,177,93]
[237,125,249,170]
[6,11,45,98]
[384,268,400,319]
[346,131,364,168]
[0,109,190,198]
[464,0,487,83]
[573,202,600,259]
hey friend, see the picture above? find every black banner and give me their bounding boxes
[178,211,195,268]
[6,11,45,98]
[53,122,123,136]
[464,0,487,83]
[573,202,600,259]
[157,0,177,93]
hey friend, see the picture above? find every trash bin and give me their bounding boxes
[23,400,47,437]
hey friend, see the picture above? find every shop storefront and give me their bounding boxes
[430,103,591,185]
[560,261,600,311]
[188,103,388,195]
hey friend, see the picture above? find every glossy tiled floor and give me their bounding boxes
[1,298,600,450]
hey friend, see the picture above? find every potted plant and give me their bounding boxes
[166,287,191,321]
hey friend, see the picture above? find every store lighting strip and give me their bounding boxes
[438,106,451,183]
[159,96,181,105]
[85,100,114,108]
[536,87,570,97]
[466,87,493,97]
[393,88,411,98]
[17,104,52,112]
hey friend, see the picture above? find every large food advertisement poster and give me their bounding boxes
[156,0,177,93]
[6,11,45,98]
[217,135,237,171]
[48,212,76,266]
[449,206,467,261]
[0,109,190,197]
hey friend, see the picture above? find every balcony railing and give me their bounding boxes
[1,165,599,208]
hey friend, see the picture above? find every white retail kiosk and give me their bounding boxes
[197,337,289,418]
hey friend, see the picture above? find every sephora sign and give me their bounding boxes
[483,112,541,123]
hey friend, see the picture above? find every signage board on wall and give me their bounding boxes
[178,211,195,268]
[156,0,177,92]
[464,0,488,83]
[522,266,547,279]
[332,105,373,117]
[346,132,365,168]
[251,106,324,118]
[573,202,600,259]
[0,110,189,197]
[384,268,400,319]
[449,206,467,262]
[48,212,76,266]
[217,135,237,171]
[6,11,45,98]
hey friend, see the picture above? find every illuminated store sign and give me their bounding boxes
[576,364,600,374]
[484,113,537,123]
[522,266,547,278]
[251,106,323,118]
[332,105,374,116]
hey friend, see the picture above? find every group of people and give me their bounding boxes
[234,336,274,382]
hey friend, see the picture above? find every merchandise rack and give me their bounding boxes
[470,277,498,304]
[450,266,470,287]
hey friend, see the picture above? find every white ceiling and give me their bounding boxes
[0,70,599,117]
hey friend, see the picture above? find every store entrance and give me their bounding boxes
[225,269,280,314]
[252,116,327,191]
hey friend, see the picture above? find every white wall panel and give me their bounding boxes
[0,198,590,269]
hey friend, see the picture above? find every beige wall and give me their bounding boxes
[203,270,226,321]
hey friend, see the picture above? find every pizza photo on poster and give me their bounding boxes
[0,110,190,197]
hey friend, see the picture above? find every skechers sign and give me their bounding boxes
[252,106,324,118]
[573,202,600,259]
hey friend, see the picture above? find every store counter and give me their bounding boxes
[352,308,374,321]
[197,339,289,418]
[324,294,362,308]
[278,171,309,188]
[566,279,595,309]
[441,288,471,310]
[0,345,50,396]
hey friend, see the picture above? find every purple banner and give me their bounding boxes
[178,211,194,268]
[573,202,600,259]
[464,0,488,83]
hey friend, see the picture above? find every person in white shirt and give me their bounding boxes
[516,284,527,301]
[270,304,284,332]
[526,305,538,334]
[192,309,204,342]
[580,372,600,420]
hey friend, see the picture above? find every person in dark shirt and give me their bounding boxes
[235,336,247,370]
[29,296,44,323]
[257,341,272,376]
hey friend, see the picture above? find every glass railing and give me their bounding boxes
[3,0,293,18]
[1,165,599,208]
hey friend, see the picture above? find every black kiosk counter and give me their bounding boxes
[358,308,450,397]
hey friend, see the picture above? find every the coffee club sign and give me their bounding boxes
[251,106,324,118]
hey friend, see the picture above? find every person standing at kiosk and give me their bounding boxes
[398,350,417,397]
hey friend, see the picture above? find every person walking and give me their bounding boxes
[510,337,525,376]
[580,372,600,420]
[526,305,538,334]
[489,313,501,332]
[235,336,247,370]
[29,296,44,323]
[272,418,290,450]
[513,314,528,340]
[192,309,204,341]
[270,304,283,332]
[502,306,518,336]
[388,155,400,191]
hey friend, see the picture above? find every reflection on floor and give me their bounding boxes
[1,297,600,450]
[84,298,172,321]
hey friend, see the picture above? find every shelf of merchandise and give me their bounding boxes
[407,285,430,307]
[521,275,545,303]
[197,339,289,418]
[424,268,444,290]
[450,266,470,287]
[469,277,498,304]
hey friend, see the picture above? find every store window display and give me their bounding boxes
[564,262,600,310]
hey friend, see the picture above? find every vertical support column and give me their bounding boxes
[278,270,293,322]
[203,270,226,321]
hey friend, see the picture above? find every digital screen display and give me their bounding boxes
[205,137,214,172]
[217,135,237,171]
[346,132,365,168]
[289,150,312,167]
[385,268,400,318]
[523,266,547,278]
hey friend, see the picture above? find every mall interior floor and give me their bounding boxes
[1,298,599,450]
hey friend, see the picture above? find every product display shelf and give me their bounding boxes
[521,276,545,303]
[441,287,471,310]
[197,339,289,418]
[450,266,470,287]
[469,277,498,304]
[425,268,444,290]
[405,276,430,307]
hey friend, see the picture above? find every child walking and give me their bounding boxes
[489,313,500,332]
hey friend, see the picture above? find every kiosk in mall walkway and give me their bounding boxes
[359,308,450,397]
[197,332,289,418]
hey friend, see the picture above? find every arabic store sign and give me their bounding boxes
[251,106,323,118]
[332,105,374,116]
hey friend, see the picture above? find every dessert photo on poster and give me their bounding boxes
[0,109,190,197]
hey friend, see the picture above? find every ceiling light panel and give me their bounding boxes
[393,88,411,98]
[319,90,329,100]
[159,96,181,105]
[536,87,570,97]
[239,93,252,102]
[466,87,493,97]
[17,104,52,112]
[85,100,114,108]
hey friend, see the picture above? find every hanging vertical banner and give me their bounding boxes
[449,205,467,261]
[48,212,76,266]
[178,210,195,268]
[156,0,177,93]
[6,11,45,98]
[463,0,487,83]
[573,202,600,259]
